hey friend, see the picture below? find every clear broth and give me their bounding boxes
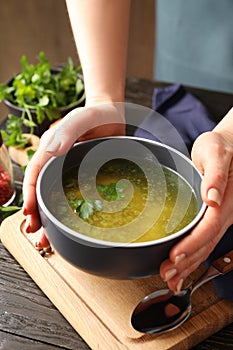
[49,158,198,243]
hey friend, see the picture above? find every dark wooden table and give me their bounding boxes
[0,77,233,349]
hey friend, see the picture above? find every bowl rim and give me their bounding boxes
[36,136,207,248]
[3,92,86,113]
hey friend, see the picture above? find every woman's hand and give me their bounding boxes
[22,102,125,247]
[23,0,130,248]
[160,108,233,292]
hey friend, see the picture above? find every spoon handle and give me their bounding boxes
[191,249,233,294]
[212,249,233,274]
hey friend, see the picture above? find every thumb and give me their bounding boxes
[192,131,231,207]
[44,107,87,156]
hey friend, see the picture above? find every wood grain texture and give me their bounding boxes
[0,330,73,350]
[0,0,79,124]
[212,250,233,275]
[1,77,233,349]
[0,239,90,349]
[125,78,233,121]
[2,237,233,350]
[0,0,155,122]
[127,0,155,79]
[1,211,233,350]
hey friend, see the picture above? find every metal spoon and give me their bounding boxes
[131,249,233,334]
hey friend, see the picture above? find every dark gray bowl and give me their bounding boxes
[36,136,206,279]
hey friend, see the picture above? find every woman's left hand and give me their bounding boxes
[160,108,233,292]
[22,102,125,245]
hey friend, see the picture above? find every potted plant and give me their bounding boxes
[0,52,85,141]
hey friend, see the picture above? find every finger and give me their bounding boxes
[22,128,56,214]
[170,207,226,261]
[44,110,82,155]
[201,138,231,207]
[46,104,125,154]
[36,229,50,249]
[161,242,210,281]
[164,257,202,292]
[22,115,81,215]
[160,207,227,290]
[24,103,125,203]
[25,212,42,233]
[160,243,215,292]
[78,123,125,141]
[22,103,126,229]
[192,132,231,207]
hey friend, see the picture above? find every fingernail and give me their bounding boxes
[35,241,43,250]
[164,268,177,282]
[25,227,31,234]
[176,278,184,293]
[25,220,31,233]
[22,207,28,216]
[175,253,186,264]
[207,188,221,206]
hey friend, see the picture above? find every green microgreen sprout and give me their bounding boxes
[0,52,84,148]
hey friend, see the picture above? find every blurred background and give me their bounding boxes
[2,0,231,125]
[0,0,155,121]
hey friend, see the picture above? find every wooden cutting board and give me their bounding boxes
[1,210,233,350]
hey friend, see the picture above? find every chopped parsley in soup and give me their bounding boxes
[49,158,198,243]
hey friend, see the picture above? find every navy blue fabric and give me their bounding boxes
[134,84,233,301]
[135,84,216,153]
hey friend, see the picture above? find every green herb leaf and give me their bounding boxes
[93,199,103,212]
[0,205,22,220]
[38,95,49,107]
[78,200,94,220]
[36,108,46,124]
[73,198,84,209]
[71,182,127,221]
[73,198,103,220]
[76,79,84,95]
[21,149,36,173]
[1,120,31,149]
[27,148,36,160]
[23,119,37,128]
[0,52,85,147]
[97,182,127,201]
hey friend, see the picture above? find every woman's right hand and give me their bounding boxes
[22,102,125,247]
